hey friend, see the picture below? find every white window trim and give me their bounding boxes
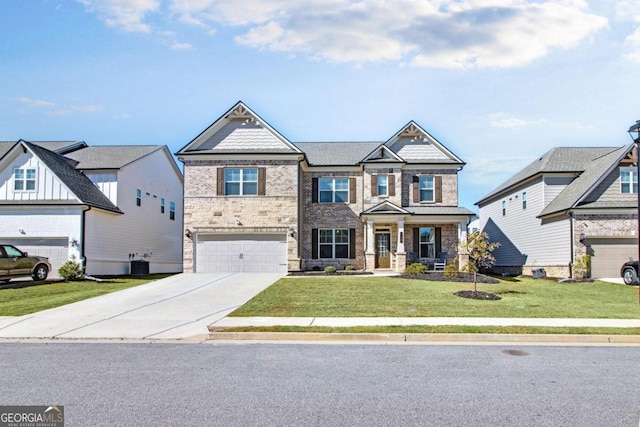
[620,167,638,194]
[318,228,350,259]
[13,168,37,192]
[418,227,435,258]
[419,176,434,202]
[225,168,258,196]
[319,178,349,204]
[377,175,388,197]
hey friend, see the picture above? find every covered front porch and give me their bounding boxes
[361,202,475,272]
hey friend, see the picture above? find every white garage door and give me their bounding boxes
[1,238,69,277]
[590,238,637,278]
[196,234,288,273]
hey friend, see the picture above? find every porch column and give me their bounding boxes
[458,220,469,271]
[396,220,406,272]
[365,220,376,271]
[366,220,375,253]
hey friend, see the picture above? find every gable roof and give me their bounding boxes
[385,121,465,165]
[538,144,635,217]
[18,141,122,213]
[64,145,164,169]
[177,101,302,155]
[476,146,618,205]
[294,141,382,166]
[0,141,86,160]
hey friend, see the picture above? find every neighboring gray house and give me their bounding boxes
[0,140,184,276]
[177,101,476,273]
[476,144,638,278]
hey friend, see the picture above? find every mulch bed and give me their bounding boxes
[454,290,502,300]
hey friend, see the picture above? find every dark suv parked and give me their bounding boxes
[621,260,639,285]
[0,244,51,282]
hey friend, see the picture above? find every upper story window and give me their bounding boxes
[225,168,258,196]
[522,192,527,209]
[136,189,142,206]
[161,198,165,214]
[502,200,506,216]
[377,175,388,197]
[319,178,349,203]
[419,176,434,202]
[169,201,176,220]
[620,168,638,194]
[14,168,36,191]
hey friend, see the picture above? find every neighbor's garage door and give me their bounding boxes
[590,238,637,278]
[196,234,287,273]
[1,238,68,277]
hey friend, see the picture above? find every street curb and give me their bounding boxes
[208,332,640,344]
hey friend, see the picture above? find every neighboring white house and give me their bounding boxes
[476,144,637,279]
[0,140,183,276]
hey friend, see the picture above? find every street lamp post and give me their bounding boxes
[627,120,640,303]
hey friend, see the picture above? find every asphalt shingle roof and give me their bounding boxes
[293,141,383,165]
[476,146,619,205]
[23,141,121,213]
[64,145,162,169]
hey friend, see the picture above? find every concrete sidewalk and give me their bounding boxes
[211,316,640,329]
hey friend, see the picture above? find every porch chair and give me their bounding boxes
[433,251,447,271]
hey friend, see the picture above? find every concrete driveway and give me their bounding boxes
[0,273,283,340]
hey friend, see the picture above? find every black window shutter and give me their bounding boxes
[312,229,318,259]
[217,168,225,195]
[435,176,442,203]
[312,178,318,203]
[349,178,356,203]
[349,228,356,259]
[413,228,420,254]
[258,167,266,196]
[435,227,442,255]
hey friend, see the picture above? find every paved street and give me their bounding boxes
[1,342,639,426]
[0,273,283,340]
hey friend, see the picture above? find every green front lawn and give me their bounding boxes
[0,274,172,316]
[231,275,640,319]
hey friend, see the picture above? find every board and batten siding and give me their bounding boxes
[84,149,183,275]
[84,172,118,205]
[480,178,571,267]
[0,151,78,202]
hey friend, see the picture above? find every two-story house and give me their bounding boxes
[476,144,638,279]
[178,101,475,273]
[0,140,184,276]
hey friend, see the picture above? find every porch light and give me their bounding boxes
[185,229,192,238]
[627,120,640,304]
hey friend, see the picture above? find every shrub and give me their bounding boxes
[345,265,355,271]
[58,255,84,281]
[405,263,427,275]
[444,262,458,277]
[573,254,591,280]
[312,266,322,271]
[324,266,337,274]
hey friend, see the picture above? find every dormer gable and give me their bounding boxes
[177,101,302,156]
[361,200,410,215]
[385,121,464,165]
[362,145,404,163]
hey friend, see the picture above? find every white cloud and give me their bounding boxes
[488,113,547,128]
[18,97,57,107]
[171,42,193,50]
[48,105,103,116]
[75,0,160,33]
[168,0,607,68]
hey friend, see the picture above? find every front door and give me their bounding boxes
[375,233,391,268]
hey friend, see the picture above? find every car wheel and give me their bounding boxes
[623,268,638,285]
[32,264,49,281]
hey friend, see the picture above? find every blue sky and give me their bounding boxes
[2,0,640,212]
